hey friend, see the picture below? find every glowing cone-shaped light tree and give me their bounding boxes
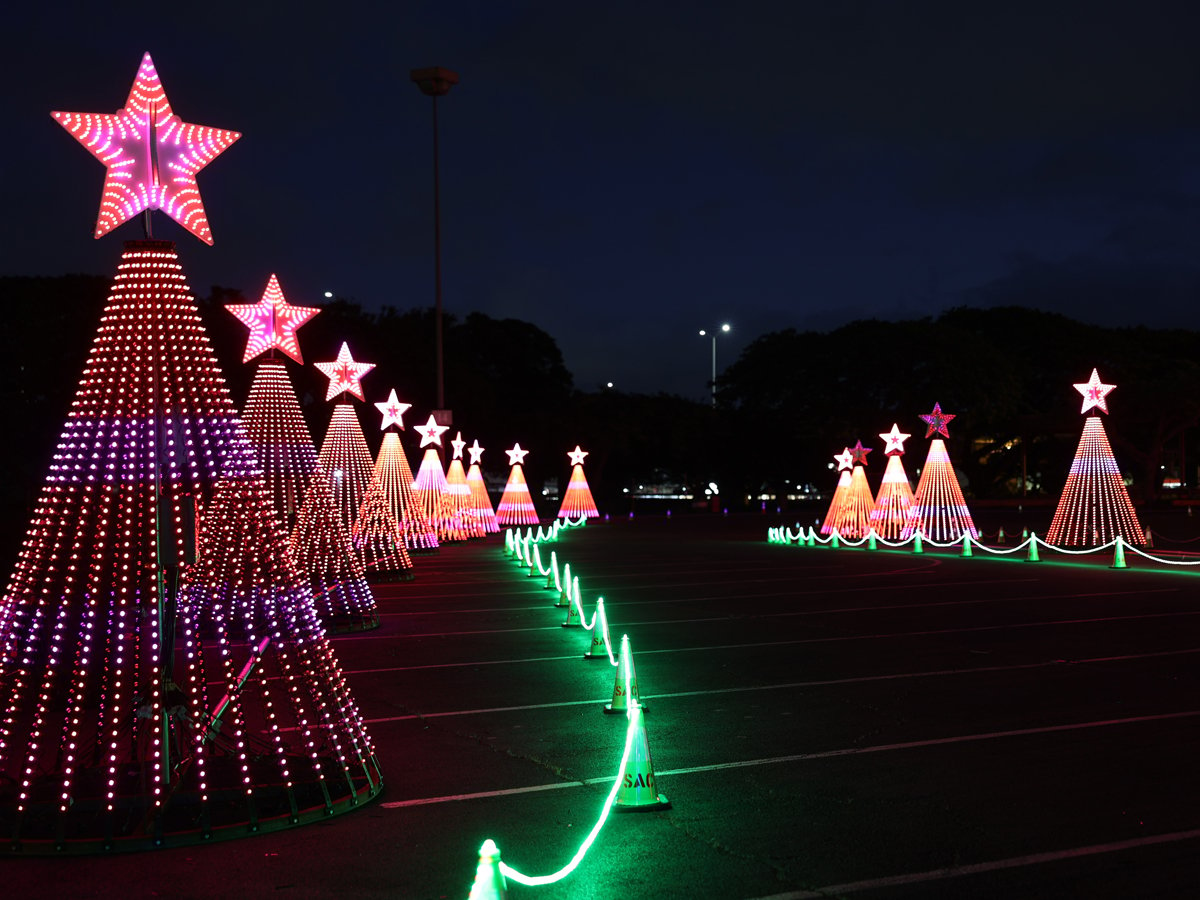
[1046,369,1145,546]
[3,55,379,848]
[558,445,600,519]
[825,441,874,537]
[465,439,499,534]
[820,448,855,535]
[230,277,377,631]
[446,433,486,538]
[496,443,539,526]
[902,403,978,541]
[412,415,467,541]
[870,424,916,539]
[372,389,438,551]
[229,277,319,530]
[315,342,376,532]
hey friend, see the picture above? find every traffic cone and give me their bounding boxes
[605,634,645,713]
[867,531,877,551]
[1111,535,1128,569]
[1022,527,1029,539]
[912,532,923,554]
[1026,533,1040,562]
[805,527,816,547]
[467,839,508,900]
[961,533,973,557]
[614,704,670,812]
[1145,528,1154,549]
[528,543,540,577]
[998,526,1006,544]
[562,587,581,627]
[555,563,572,608]
[830,529,840,549]
[545,550,558,589]
[584,598,611,660]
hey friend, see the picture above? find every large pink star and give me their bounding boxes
[467,440,485,466]
[506,444,529,467]
[374,388,411,430]
[919,402,956,439]
[880,423,910,455]
[314,342,374,401]
[53,52,241,245]
[568,445,589,467]
[1074,368,1116,415]
[417,415,449,448]
[225,274,319,363]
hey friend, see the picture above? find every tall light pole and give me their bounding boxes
[410,66,459,420]
[698,323,730,407]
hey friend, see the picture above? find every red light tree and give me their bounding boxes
[230,278,378,632]
[465,439,499,534]
[445,433,486,538]
[372,389,438,551]
[411,416,467,541]
[0,54,381,850]
[0,240,381,851]
[902,403,978,541]
[315,343,376,533]
[231,280,318,531]
[557,445,600,519]
[825,441,874,537]
[496,443,539,526]
[870,424,916,539]
[1046,369,1145,546]
[351,474,415,579]
[820,448,854,535]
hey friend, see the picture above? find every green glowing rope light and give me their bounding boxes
[769,524,1200,569]
[492,642,641,887]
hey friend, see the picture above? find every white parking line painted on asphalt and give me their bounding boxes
[746,827,1200,898]
[358,647,1200,722]
[378,708,1200,808]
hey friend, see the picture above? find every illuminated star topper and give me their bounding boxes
[225,274,319,363]
[315,342,374,401]
[568,445,588,467]
[880,424,910,455]
[467,440,485,466]
[834,448,854,471]
[506,443,529,467]
[451,432,466,460]
[849,440,871,466]
[919,402,956,439]
[53,52,241,245]
[417,415,449,448]
[1074,368,1116,415]
[375,389,411,430]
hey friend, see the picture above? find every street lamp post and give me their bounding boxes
[410,66,459,417]
[698,323,731,407]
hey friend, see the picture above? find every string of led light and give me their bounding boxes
[483,538,645,886]
[500,697,644,886]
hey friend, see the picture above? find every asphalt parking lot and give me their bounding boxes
[6,512,1200,898]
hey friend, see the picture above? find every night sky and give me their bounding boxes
[3,2,1199,400]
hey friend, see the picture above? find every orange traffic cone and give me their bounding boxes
[604,634,645,713]
[614,704,670,812]
[467,839,508,899]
